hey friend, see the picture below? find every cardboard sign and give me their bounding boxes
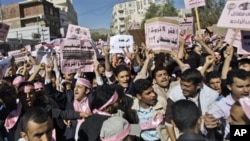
[66,24,91,40]
[8,50,26,63]
[224,29,250,54]
[128,29,145,47]
[179,17,194,34]
[184,0,206,9]
[240,31,250,54]
[217,0,250,30]
[212,24,228,37]
[0,23,10,41]
[145,17,180,52]
[110,35,134,54]
[60,39,95,73]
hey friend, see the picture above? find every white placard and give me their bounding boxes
[110,35,134,54]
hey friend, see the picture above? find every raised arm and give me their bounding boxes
[221,46,234,79]
[194,36,215,57]
[28,63,45,81]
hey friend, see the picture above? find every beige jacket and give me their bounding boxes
[131,96,169,141]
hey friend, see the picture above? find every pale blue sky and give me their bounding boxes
[2,0,185,29]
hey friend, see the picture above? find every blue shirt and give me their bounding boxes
[137,106,160,141]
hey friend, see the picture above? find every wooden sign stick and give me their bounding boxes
[195,7,202,39]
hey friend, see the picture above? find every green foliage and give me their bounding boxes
[141,0,178,29]
[91,32,107,41]
[194,0,226,28]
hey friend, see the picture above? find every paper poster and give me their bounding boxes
[60,39,95,74]
[0,23,10,41]
[184,0,206,9]
[179,17,194,34]
[66,24,91,40]
[110,35,134,54]
[145,17,180,51]
[8,50,27,63]
[224,29,250,54]
[240,31,250,54]
[40,27,50,43]
[217,0,250,30]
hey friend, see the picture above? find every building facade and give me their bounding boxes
[111,0,164,34]
[2,0,61,45]
[47,0,78,37]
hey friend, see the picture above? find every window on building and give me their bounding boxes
[129,2,132,7]
[140,1,143,9]
[144,0,147,5]
[129,10,133,14]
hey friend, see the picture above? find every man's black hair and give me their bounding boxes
[227,69,250,85]
[133,79,152,95]
[181,68,202,85]
[21,107,52,132]
[172,100,200,132]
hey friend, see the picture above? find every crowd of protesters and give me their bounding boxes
[0,27,250,141]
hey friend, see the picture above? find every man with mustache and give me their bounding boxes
[165,68,218,141]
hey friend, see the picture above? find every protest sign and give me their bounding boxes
[0,23,10,41]
[145,17,179,52]
[128,29,145,47]
[66,24,91,40]
[224,29,250,54]
[60,38,95,74]
[164,17,194,34]
[217,0,250,30]
[8,50,26,63]
[240,31,250,54]
[40,27,50,43]
[212,24,228,37]
[110,35,134,54]
[184,0,206,9]
[179,17,194,34]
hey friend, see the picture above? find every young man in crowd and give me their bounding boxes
[205,71,224,101]
[165,68,218,141]
[172,100,207,141]
[205,69,250,140]
[19,107,54,141]
[132,78,168,141]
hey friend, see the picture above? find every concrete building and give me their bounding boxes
[111,0,164,34]
[46,0,78,37]
[0,0,62,50]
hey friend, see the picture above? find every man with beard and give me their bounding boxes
[165,68,218,141]
[4,82,90,141]
[132,79,168,141]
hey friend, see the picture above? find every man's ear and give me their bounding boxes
[86,88,90,94]
[153,78,156,84]
[171,120,176,127]
[227,84,232,91]
[196,83,202,90]
[136,93,141,100]
[20,132,27,140]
